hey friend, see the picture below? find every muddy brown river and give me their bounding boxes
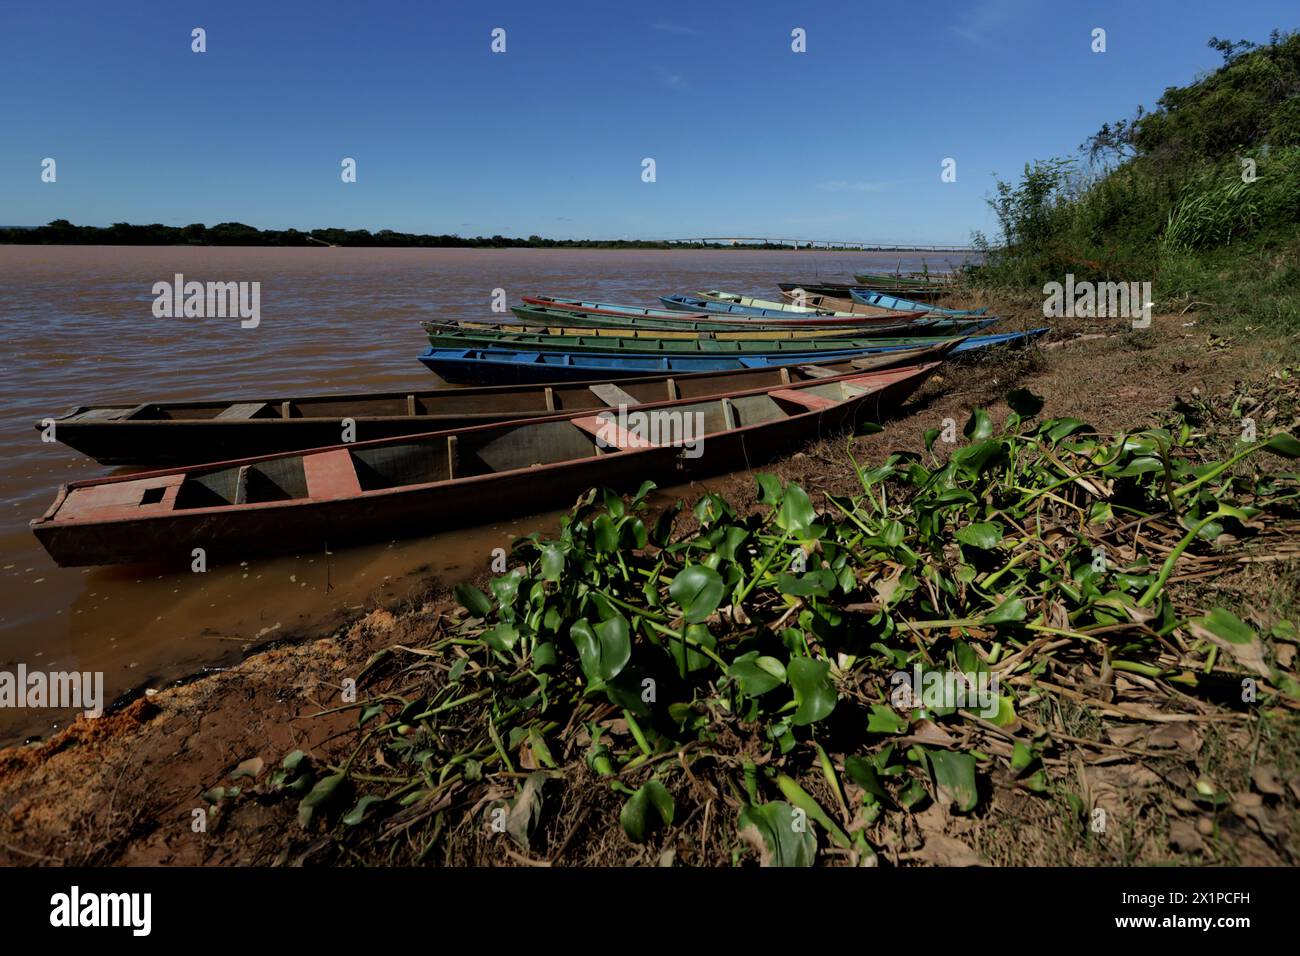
[0,246,964,742]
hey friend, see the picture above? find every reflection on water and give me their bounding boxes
[0,246,966,742]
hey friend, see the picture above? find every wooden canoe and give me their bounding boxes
[31,363,941,566]
[416,329,1046,385]
[775,284,915,315]
[451,311,984,342]
[38,348,948,467]
[850,289,987,316]
[661,293,965,323]
[422,321,996,355]
[688,291,994,333]
[515,296,920,329]
[689,290,879,317]
[692,291,861,315]
[462,318,909,340]
[778,290,884,314]
[777,281,870,296]
[854,271,956,293]
[659,294,850,319]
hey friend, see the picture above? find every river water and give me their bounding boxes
[0,246,964,742]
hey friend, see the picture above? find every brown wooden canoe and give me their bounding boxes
[38,341,954,467]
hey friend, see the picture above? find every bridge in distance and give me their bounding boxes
[666,237,980,253]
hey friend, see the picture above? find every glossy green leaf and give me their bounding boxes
[343,795,385,827]
[955,522,1004,549]
[844,755,892,804]
[729,653,787,697]
[620,779,675,843]
[964,407,995,440]
[736,801,816,867]
[755,472,784,504]
[788,657,837,725]
[592,514,618,552]
[669,564,724,624]
[540,544,565,581]
[1264,433,1300,458]
[454,583,493,618]
[776,773,850,848]
[952,439,1005,477]
[926,750,979,812]
[867,704,909,734]
[775,483,817,535]
[569,615,631,683]
[298,773,346,828]
[983,596,1027,624]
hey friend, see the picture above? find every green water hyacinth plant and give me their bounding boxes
[270,390,1297,865]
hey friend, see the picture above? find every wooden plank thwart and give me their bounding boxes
[302,448,363,500]
[796,364,839,379]
[588,383,642,407]
[768,388,839,411]
[570,415,652,450]
[215,402,269,421]
[59,474,185,520]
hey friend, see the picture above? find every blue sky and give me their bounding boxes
[1,0,1293,243]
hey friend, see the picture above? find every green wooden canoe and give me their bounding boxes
[508,303,893,333]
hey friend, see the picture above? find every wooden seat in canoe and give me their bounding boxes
[767,388,840,411]
[795,365,839,379]
[302,448,363,499]
[59,473,185,520]
[587,383,643,407]
[215,402,269,420]
[569,415,651,450]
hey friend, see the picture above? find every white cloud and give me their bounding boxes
[948,0,1024,45]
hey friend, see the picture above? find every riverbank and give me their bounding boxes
[2,302,1297,867]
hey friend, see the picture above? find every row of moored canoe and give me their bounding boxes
[31,279,1042,567]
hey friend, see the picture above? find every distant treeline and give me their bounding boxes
[0,220,905,250]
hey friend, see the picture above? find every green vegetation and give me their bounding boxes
[205,388,1298,864]
[970,30,1300,335]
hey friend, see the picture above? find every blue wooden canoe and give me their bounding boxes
[417,329,1049,384]
[849,290,988,315]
